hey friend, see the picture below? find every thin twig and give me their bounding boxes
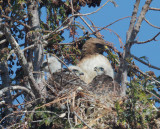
[1,14,31,29]
[149,7,160,11]
[67,96,72,128]
[0,39,6,45]
[144,18,160,29]
[73,111,92,129]
[134,32,160,44]
[80,16,94,32]
[72,0,111,17]
[43,0,111,40]
[131,54,160,70]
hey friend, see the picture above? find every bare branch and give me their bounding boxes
[131,54,160,70]
[74,111,92,129]
[0,39,6,45]
[0,86,35,99]
[1,14,31,29]
[134,67,160,85]
[134,0,152,36]
[149,7,160,11]
[80,16,95,33]
[126,0,140,41]
[74,0,111,16]
[144,18,160,29]
[134,32,160,44]
[43,0,111,40]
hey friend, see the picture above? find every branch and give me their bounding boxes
[43,0,112,40]
[131,54,160,70]
[1,14,31,29]
[126,0,140,41]
[0,39,6,45]
[0,24,42,98]
[134,32,160,44]
[134,0,152,36]
[133,67,160,85]
[144,18,160,29]
[149,7,160,11]
[0,86,35,99]
[73,111,92,129]
[73,0,111,16]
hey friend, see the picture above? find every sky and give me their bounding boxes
[67,0,160,77]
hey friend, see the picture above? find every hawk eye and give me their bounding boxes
[100,67,104,71]
[95,43,104,48]
[42,62,48,67]
[72,69,78,72]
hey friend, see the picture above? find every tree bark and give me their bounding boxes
[27,0,46,98]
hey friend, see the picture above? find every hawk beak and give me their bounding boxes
[104,45,109,50]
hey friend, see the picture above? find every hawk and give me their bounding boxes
[41,56,62,74]
[77,37,114,84]
[41,57,87,95]
[88,66,121,96]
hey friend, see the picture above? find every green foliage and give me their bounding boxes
[139,56,149,64]
[26,106,71,129]
[115,77,157,128]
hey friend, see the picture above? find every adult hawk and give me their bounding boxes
[77,37,114,84]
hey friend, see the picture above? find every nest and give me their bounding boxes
[37,71,124,129]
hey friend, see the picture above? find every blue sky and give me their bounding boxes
[65,0,160,77]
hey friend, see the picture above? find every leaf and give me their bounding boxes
[139,56,149,64]
[44,117,52,126]
[146,84,154,91]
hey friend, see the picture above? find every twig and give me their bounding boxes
[91,16,131,36]
[131,54,160,70]
[134,32,160,44]
[70,0,74,15]
[80,16,94,33]
[145,89,160,101]
[73,111,92,129]
[1,14,31,29]
[85,16,103,38]
[43,0,111,40]
[67,96,72,128]
[134,67,160,85]
[144,18,160,29]
[0,39,6,45]
[149,7,160,11]
[71,0,111,17]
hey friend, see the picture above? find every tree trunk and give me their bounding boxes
[27,0,46,98]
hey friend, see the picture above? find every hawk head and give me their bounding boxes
[81,37,106,58]
[69,65,84,77]
[94,66,105,76]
